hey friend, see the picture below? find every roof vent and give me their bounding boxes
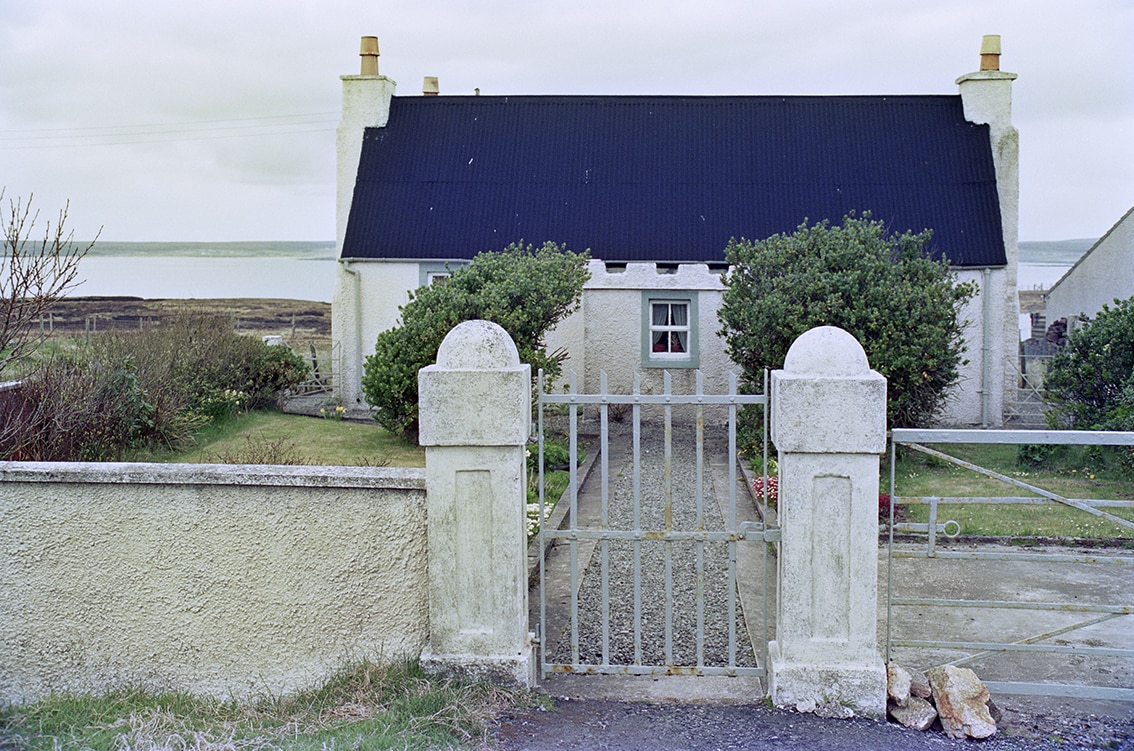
[979,34,1001,71]
[423,76,439,96]
[360,36,379,76]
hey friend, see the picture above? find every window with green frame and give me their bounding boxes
[418,261,466,287]
[641,292,699,368]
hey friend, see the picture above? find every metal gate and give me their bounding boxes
[886,428,1134,702]
[534,369,776,677]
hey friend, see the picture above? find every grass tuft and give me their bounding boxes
[0,660,536,751]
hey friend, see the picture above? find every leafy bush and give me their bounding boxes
[530,433,573,473]
[1,315,309,461]
[1043,296,1134,471]
[362,242,590,437]
[90,314,308,419]
[718,213,976,433]
[1044,296,1134,432]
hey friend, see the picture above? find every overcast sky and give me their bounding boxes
[1,0,1131,242]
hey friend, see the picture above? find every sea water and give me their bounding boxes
[69,241,337,301]
[64,240,1091,303]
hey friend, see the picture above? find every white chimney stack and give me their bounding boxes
[956,34,1020,427]
[337,36,397,252]
[423,76,439,96]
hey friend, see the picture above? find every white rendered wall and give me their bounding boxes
[581,261,733,399]
[0,463,428,704]
[938,267,1010,427]
[336,258,1007,424]
[1046,206,1134,328]
[957,67,1020,427]
[544,298,586,387]
[334,261,420,408]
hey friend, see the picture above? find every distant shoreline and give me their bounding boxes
[44,297,332,345]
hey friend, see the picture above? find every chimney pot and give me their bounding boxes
[979,34,1001,71]
[360,36,380,76]
[423,76,440,96]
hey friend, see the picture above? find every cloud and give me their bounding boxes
[1,0,1131,240]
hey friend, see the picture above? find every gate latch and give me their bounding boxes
[740,522,781,543]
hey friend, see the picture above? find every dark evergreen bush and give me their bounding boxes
[362,242,590,437]
[1044,296,1134,433]
[718,213,976,433]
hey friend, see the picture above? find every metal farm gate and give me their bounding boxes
[886,428,1134,702]
[534,369,777,678]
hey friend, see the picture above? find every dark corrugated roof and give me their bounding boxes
[343,95,1006,267]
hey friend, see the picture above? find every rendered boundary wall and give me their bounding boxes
[0,462,428,704]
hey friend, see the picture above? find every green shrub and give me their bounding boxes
[532,434,572,472]
[1,316,309,461]
[362,242,590,437]
[1044,296,1134,471]
[1044,296,1134,432]
[718,213,976,438]
[241,344,309,410]
[90,314,308,419]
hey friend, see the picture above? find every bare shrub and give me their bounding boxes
[202,434,310,465]
[2,190,98,377]
[0,357,158,461]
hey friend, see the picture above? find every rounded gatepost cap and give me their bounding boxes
[436,320,520,369]
[783,326,870,376]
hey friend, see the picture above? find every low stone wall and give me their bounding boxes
[0,462,428,704]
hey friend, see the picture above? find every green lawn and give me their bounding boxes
[165,411,425,467]
[890,443,1134,539]
[0,660,535,751]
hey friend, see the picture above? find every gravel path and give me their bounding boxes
[545,425,761,671]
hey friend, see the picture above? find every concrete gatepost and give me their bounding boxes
[417,320,536,687]
[768,326,888,716]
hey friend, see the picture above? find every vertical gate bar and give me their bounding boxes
[696,370,705,526]
[663,370,673,529]
[538,369,547,675]
[762,368,770,671]
[695,370,706,668]
[600,370,611,666]
[663,370,674,665]
[928,496,939,557]
[632,372,643,665]
[887,437,897,665]
[568,370,580,665]
[727,372,738,667]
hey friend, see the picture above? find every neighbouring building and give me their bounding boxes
[1045,205,1134,331]
[333,35,1019,427]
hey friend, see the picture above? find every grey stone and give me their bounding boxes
[889,696,938,731]
[815,700,856,719]
[887,662,912,707]
[909,669,932,699]
[926,665,997,740]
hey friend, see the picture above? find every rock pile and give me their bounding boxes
[887,663,999,740]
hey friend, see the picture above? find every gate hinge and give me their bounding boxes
[740,522,781,543]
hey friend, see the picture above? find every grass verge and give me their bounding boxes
[0,660,537,751]
[154,411,425,467]
[892,443,1134,539]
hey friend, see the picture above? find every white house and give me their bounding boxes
[1045,205,1134,330]
[332,35,1019,427]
